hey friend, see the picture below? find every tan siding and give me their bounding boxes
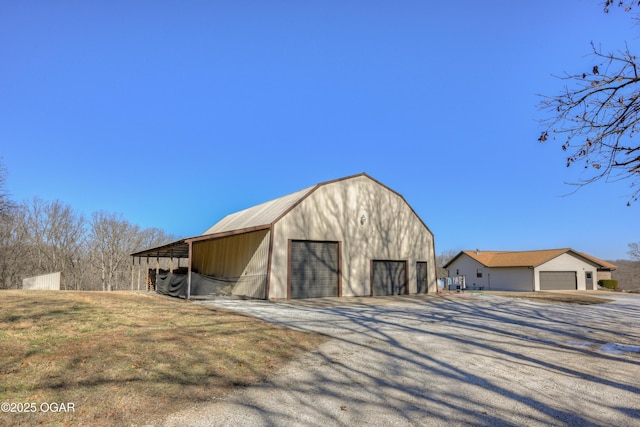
[232,230,270,298]
[268,175,435,298]
[192,230,269,277]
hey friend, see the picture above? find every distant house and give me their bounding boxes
[132,173,437,299]
[443,249,617,291]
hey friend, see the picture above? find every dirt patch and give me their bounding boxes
[0,291,327,426]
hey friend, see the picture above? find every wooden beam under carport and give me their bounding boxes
[187,240,193,300]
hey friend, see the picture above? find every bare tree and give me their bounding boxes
[0,157,12,218]
[612,243,640,290]
[21,198,86,289]
[138,226,177,251]
[629,241,640,260]
[88,211,144,291]
[0,159,177,290]
[538,1,640,204]
[0,204,30,289]
[436,249,459,278]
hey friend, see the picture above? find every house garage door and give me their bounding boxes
[372,261,407,296]
[539,271,577,290]
[289,241,339,299]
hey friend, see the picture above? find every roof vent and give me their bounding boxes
[475,249,480,255]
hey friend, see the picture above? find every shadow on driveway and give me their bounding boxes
[164,293,640,426]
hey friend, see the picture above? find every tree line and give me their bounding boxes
[0,161,175,290]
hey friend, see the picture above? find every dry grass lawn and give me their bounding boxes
[0,291,328,426]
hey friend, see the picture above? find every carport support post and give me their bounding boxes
[137,257,142,290]
[146,256,150,291]
[130,257,134,290]
[186,240,193,300]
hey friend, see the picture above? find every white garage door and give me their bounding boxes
[539,271,577,290]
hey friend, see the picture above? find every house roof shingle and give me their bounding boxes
[446,249,617,270]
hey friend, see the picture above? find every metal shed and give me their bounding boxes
[131,173,437,300]
[22,272,61,290]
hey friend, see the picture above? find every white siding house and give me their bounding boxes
[444,249,616,291]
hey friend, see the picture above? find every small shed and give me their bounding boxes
[132,173,437,299]
[443,249,617,291]
[22,272,61,290]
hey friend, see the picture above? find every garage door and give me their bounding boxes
[290,241,339,299]
[372,261,407,296]
[539,271,577,290]
[417,262,428,294]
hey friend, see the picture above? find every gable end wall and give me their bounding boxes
[268,176,436,298]
[446,256,533,291]
[533,253,599,291]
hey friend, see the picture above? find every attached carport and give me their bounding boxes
[130,239,189,295]
[130,227,270,299]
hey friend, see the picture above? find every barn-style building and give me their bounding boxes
[131,173,437,299]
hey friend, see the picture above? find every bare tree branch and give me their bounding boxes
[539,36,640,205]
[629,241,640,259]
[0,157,13,218]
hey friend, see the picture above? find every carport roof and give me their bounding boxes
[444,248,617,270]
[130,178,322,259]
[131,239,190,259]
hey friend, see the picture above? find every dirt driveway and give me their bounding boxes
[161,293,640,426]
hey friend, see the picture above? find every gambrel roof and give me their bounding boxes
[201,172,431,236]
[132,172,431,258]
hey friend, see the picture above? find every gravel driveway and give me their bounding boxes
[161,293,640,426]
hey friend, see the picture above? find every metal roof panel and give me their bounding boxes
[201,185,316,235]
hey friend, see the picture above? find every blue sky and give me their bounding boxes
[1,1,638,260]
